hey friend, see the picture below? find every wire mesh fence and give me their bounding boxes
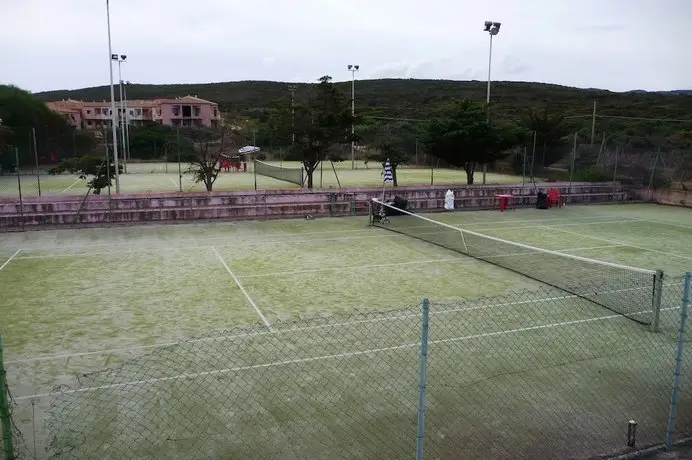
[18,276,685,460]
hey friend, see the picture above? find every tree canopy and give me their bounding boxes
[0,84,97,171]
[273,76,354,188]
[421,99,522,184]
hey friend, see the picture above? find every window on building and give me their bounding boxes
[86,109,91,114]
[213,107,218,117]
[193,106,201,117]
[135,109,141,116]
[172,105,180,116]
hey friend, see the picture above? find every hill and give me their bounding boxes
[35,79,692,148]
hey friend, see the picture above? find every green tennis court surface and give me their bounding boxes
[0,161,529,196]
[2,202,691,458]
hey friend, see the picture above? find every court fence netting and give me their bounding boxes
[0,273,689,460]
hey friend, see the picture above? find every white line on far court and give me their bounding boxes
[546,226,692,261]
[16,306,675,402]
[212,246,273,332]
[8,277,667,366]
[0,249,21,272]
[239,244,623,278]
[168,176,178,188]
[62,178,82,193]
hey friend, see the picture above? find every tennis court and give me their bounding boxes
[0,161,528,196]
[2,202,691,457]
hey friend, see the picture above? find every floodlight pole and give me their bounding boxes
[347,64,359,170]
[124,81,131,165]
[106,0,120,193]
[288,85,296,144]
[116,55,127,173]
[483,20,501,186]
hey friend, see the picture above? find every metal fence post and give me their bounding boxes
[651,270,665,332]
[14,148,24,232]
[0,334,15,460]
[32,128,41,196]
[416,298,430,460]
[665,272,690,450]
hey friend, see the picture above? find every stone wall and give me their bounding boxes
[0,182,627,230]
[630,188,692,207]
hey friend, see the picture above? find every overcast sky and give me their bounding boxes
[1,0,691,93]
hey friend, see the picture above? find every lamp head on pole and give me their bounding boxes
[484,21,501,35]
[347,64,359,71]
[120,54,127,61]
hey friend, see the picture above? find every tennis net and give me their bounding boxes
[254,160,304,186]
[370,199,664,326]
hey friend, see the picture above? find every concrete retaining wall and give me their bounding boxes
[630,188,692,207]
[0,182,627,230]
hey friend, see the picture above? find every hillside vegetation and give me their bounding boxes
[36,79,692,149]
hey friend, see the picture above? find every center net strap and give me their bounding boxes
[371,198,660,325]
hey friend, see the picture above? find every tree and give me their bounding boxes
[275,76,353,188]
[521,106,571,167]
[0,84,93,164]
[366,141,409,186]
[422,99,520,185]
[186,125,241,192]
[48,156,122,194]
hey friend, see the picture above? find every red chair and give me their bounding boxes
[548,188,562,208]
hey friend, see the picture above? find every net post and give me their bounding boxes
[367,199,373,226]
[253,160,257,191]
[651,269,665,332]
[416,298,430,460]
[665,272,690,450]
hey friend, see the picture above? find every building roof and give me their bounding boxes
[153,95,218,105]
[46,95,217,110]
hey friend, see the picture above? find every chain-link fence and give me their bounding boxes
[11,276,681,460]
[1,335,31,460]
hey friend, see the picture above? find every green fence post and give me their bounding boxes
[0,334,15,460]
[651,270,665,332]
[665,272,690,450]
[416,298,430,460]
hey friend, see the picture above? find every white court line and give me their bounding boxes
[8,279,672,366]
[0,215,636,251]
[8,219,639,260]
[15,306,677,402]
[0,249,22,272]
[5,292,584,365]
[239,244,623,279]
[61,178,82,193]
[642,219,692,231]
[211,246,273,332]
[11,233,401,260]
[546,226,692,261]
[168,176,178,188]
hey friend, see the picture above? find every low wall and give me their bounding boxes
[630,188,692,207]
[0,182,627,230]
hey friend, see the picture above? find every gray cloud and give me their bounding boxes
[0,0,690,93]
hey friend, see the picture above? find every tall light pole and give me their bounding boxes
[288,85,296,144]
[114,54,127,173]
[482,20,501,185]
[347,64,359,170]
[124,80,132,165]
[106,0,120,193]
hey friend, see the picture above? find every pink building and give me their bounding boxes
[47,95,221,131]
